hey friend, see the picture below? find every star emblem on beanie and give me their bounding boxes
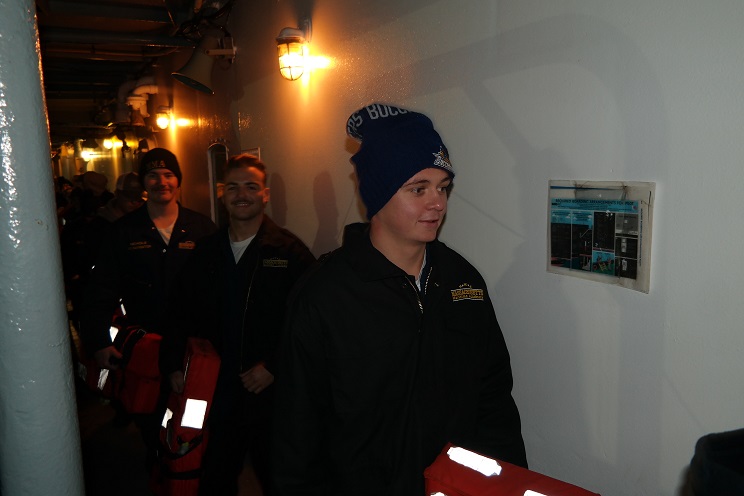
[345,103,455,219]
[432,146,453,173]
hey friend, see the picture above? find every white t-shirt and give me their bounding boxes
[230,234,256,263]
[157,222,175,245]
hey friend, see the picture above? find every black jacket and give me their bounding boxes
[160,215,316,378]
[272,223,527,495]
[80,203,216,353]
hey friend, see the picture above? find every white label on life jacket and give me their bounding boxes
[97,369,109,390]
[446,446,502,477]
[161,408,173,428]
[181,399,208,429]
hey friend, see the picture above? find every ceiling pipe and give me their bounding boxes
[43,0,172,23]
[42,47,179,62]
[126,76,158,118]
[133,76,158,95]
[115,80,137,124]
[40,28,194,47]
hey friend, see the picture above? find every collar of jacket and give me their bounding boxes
[341,222,439,283]
[131,201,186,230]
[222,214,286,248]
[256,215,288,247]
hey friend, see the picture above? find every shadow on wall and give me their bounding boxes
[268,172,288,226]
[344,137,369,225]
[270,170,341,256]
[312,171,340,255]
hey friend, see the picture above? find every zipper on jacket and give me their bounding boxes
[239,259,259,372]
[405,265,432,318]
[405,277,423,314]
[406,267,431,315]
[422,265,433,296]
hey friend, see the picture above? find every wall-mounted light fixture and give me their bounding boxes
[172,33,237,95]
[276,18,311,81]
[155,106,172,130]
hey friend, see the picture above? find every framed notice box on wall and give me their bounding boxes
[548,180,655,293]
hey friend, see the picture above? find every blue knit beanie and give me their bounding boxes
[346,103,455,220]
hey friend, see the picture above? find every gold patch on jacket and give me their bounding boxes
[263,257,289,268]
[178,241,196,250]
[451,283,484,302]
[128,241,151,250]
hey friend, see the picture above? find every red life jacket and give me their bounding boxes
[153,338,221,496]
[117,326,162,414]
[425,443,600,496]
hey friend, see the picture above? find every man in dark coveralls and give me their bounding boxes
[80,148,216,468]
[161,153,316,495]
[81,148,216,369]
[271,103,527,495]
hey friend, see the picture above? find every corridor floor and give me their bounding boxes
[76,379,264,495]
[77,384,152,496]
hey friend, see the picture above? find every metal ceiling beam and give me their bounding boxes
[45,0,173,24]
[45,83,120,92]
[42,46,178,62]
[39,28,194,47]
[43,59,144,71]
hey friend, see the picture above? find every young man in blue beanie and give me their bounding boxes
[271,103,527,495]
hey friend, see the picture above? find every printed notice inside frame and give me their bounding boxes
[548,180,655,293]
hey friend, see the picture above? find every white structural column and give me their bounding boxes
[0,1,84,494]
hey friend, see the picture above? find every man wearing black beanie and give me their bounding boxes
[80,147,216,472]
[82,147,214,368]
[272,103,527,495]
